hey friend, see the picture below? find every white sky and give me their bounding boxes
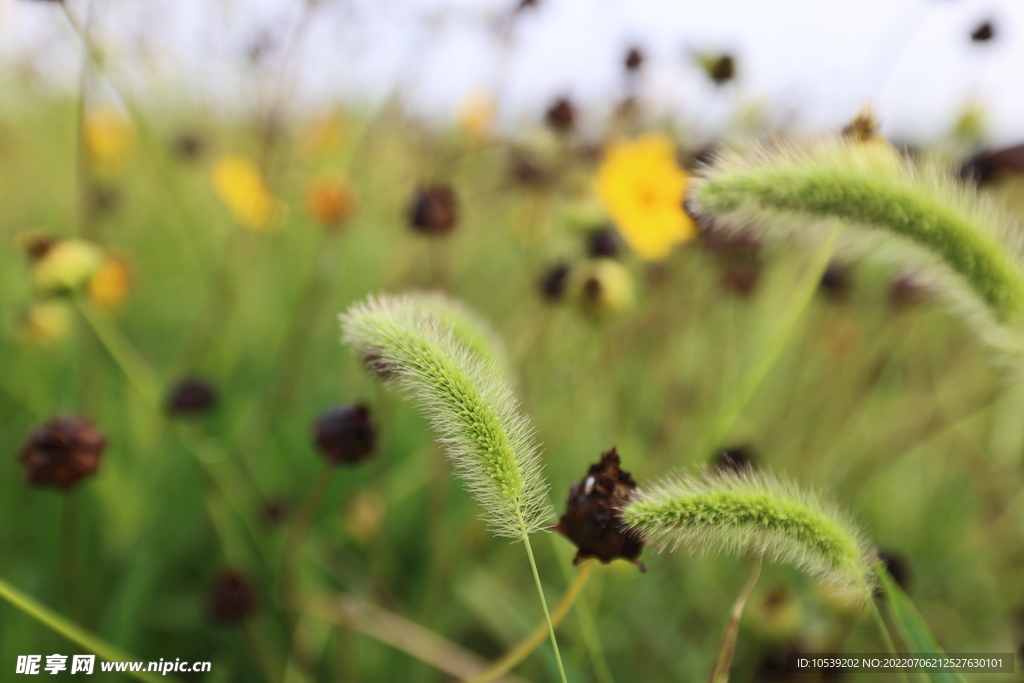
[1,0,1022,145]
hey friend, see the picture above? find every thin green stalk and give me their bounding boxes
[523,535,568,683]
[0,575,181,683]
[693,229,839,459]
[870,599,911,683]
[75,297,162,407]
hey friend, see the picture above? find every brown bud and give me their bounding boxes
[313,404,377,466]
[206,570,258,625]
[624,47,644,72]
[544,98,576,134]
[701,54,735,85]
[819,262,852,301]
[555,448,645,571]
[18,415,106,491]
[586,227,621,259]
[166,378,218,417]
[409,184,458,235]
[538,263,571,302]
[711,445,758,473]
[971,21,995,42]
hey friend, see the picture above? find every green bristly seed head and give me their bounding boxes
[340,294,552,539]
[689,136,1024,364]
[623,470,875,596]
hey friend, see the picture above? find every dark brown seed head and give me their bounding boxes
[959,143,1024,185]
[842,111,881,143]
[877,550,912,591]
[712,445,758,473]
[260,497,291,527]
[18,415,106,491]
[555,448,646,571]
[889,274,931,309]
[539,262,571,302]
[409,184,458,235]
[703,54,735,85]
[206,570,258,625]
[624,47,644,72]
[545,97,576,134]
[508,152,549,188]
[19,233,59,261]
[166,378,218,417]
[313,404,377,466]
[172,132,206,161]
[971,21,995,42]
[586,227,620,259]
[819,262,852,301]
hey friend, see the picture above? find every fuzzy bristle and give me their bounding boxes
[622,470,875,596]
[340,294,551,539]
[688,135,1024,371]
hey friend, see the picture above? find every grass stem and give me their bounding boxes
[523,535,569,683]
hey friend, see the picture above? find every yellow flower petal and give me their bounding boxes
[594,134,695,261]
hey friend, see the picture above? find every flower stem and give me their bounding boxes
[0,574,176,683]
[523,535,569,683]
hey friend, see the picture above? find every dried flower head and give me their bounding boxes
[166,378,219,417]
[545,98,576,134]
[555,448,646,570]
[409,184,459,235]
[539,263,572,302]
[595,134,696,261]
[305,176,358,229]
[960,143,1024,186]
[586,227,621,259]
[15,231,59,261]
[624,47,644,72]
[711,445,758,473]
[819,262,853,302]
[699,54,735,85]
[971,21,995,42]
[206,570,258,625]
[313,403,377,466]
[18,416,106,491]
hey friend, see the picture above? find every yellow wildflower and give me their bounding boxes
[458,90,496,141]
[594,134,695,261]
[84,108,135,174]
[212,155,281,231]
[305,176,358,229]
[299,113,348,161]
[88,256,133,311]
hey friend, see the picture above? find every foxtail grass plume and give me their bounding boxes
[622,470,875,596]
[340,294,551,539]
[688,133,1024,365]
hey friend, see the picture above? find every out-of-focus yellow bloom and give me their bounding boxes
[84,108,135,174]
[344,489,386,544]
[17,300,74,347]
[88,256,132,311]
[305,176,358,229]
[299,113,348,161]
[458,90,496,141]
[212,155,281,231]
[32,239,102,294]
[840,108,903,177]
[572,258,635,321]
[594,134,695,261]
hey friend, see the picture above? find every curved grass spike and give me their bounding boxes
[341,293,550,538]
[402,291,515,381]
[688,136,1024,361]
[342,293,568,683]
[622,470,875,597]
